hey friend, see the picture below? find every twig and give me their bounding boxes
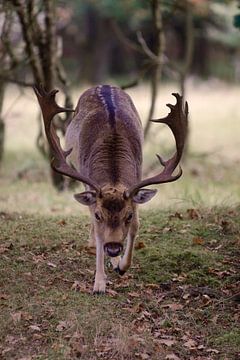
[0,75,34,87]
[137,31,160,64]
[121,62,153,90]
[109,19,142,54]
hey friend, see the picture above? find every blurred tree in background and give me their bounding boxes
[0,0,74,189]
[59,0,240,83]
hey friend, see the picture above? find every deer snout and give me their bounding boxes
[104,242,123,257]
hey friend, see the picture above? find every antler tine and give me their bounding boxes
[152,93,188,164]
[33,85,100,192]
[127,93,188,197]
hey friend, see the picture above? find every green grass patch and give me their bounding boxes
[0,208,239,359]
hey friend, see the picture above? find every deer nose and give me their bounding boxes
[104,242,123,257]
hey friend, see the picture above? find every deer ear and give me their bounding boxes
[132,189,157,204]
[74,191,97,206]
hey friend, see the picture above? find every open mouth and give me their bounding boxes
[104,242,123,257]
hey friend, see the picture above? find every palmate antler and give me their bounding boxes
[33,85,100,192]
[127,93,188,197]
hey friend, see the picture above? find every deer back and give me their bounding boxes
[65,85,143,188]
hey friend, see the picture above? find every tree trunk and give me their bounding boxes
[0,83,5,163]
[179,1,194,103]
[180,1,194,161]
[42,0,65,190]
[144,0,165,139]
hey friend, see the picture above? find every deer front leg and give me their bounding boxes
[112,215,139,275]
[93,236,107,294]
[87,223,96,255]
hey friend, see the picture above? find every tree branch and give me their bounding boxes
[42,0,57,90]
[10,0,43,83]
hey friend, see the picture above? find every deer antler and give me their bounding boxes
[127,93,188,197]
[33,85,100,192]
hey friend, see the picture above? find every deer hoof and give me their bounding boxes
[93,290,105,295]
[114,266,126,276]
[93,279,106,294]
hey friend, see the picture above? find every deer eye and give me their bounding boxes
[126,213,133,223]
[95,212,101,221]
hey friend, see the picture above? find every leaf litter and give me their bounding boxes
[0,208,239,359]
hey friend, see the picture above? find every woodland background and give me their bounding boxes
[0,1,239,359]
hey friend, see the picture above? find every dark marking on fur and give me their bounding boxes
[98,85,116,128]
[107,133,118,183]
[108,215,120,229]
[102,197,125,213]
[103,197,126,229]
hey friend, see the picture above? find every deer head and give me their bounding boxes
[74,184,157,257]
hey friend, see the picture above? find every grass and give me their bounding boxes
[0,81,240,359]
[0,208,239,359]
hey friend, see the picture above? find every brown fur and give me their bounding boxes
[65,86,149,293]
[65,86,143,188]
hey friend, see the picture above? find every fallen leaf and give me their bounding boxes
[85,246,96,255]
[0,293,9,300]
[179,229,188,234]
[146,283,159,289]
[56,320,69,332]
[0,246,10,254]
[70,342,88,356]
[58,219,66,226]
[159,339,176,347]
[187,208,200,220]
[71,281,90,293]
[47,262,57,268]
[165,354,181,360]
[169,212,183,220]
[183,338,197,349]
[220,220,235,234]
[11,311,22,323]
[162,227,172,233]
[107,289,118,297]
[206,348,220,354]
[2,347,12,355]
[128,291,140,298]
[139,354,150,359]
[162,303,184,311]
[135,241,145,250]
[29,325,41,332]
[132,302,144,313]
[192,236,205,245]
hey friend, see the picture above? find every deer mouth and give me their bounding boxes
[104,242,123,257]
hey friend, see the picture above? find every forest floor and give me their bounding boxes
[0,208,239,359]
[0,81,240,359]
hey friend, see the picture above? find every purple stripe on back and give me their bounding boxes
[98,85,116,128]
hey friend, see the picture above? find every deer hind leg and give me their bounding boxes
[111,215,139,275]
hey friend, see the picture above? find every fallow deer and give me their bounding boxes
[34,84,188,294]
